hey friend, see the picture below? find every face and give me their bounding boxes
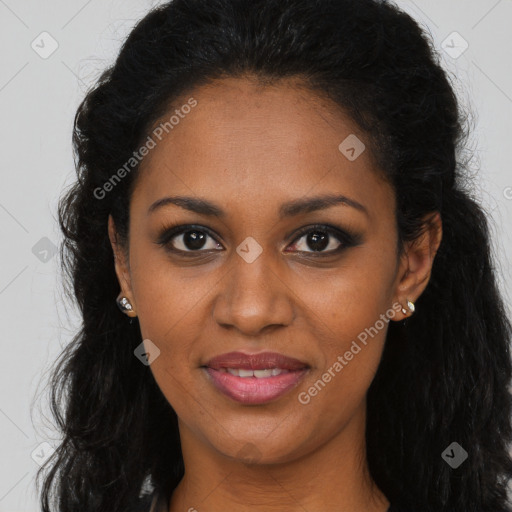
[109,76,439,466]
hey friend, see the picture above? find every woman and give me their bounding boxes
[37,0,512,511]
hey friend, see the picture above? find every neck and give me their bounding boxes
[168,406,390,512]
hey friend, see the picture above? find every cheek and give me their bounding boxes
[128,253,209,390]
[129,244,210,337]
[291,255,394,405]
[292,247,395,340]
[296,294,390,432]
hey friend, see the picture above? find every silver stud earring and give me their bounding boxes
[116,294,134,314]
[401,299,415,316]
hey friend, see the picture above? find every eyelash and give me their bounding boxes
[155,222,362,258]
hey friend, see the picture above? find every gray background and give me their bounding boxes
[0,1,511,510]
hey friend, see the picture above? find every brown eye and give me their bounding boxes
[293,230,339,252]
[286,224,361,255]
[157,225,223,253]
[173,230,215,251]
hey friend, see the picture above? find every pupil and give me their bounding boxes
[184,231,206,250]
[307,232,328,251]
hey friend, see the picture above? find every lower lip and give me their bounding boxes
[204,368,309,405]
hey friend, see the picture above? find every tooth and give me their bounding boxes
[224,368,293,378]
[253,369,273,378]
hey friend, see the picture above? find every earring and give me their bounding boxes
[401,299,415,316]
[116,294,136,316]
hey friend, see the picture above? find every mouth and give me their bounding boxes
[202,351,310,405]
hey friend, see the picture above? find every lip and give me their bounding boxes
[203,351,310,405]
[205,351,309,371]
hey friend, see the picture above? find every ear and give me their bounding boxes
[391,211,443,320]
[108,214,137,317]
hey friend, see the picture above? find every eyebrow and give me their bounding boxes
[147,193,369,219]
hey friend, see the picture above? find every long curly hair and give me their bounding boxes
[37,0,512,511]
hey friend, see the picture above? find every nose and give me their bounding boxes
[212,249,295,337]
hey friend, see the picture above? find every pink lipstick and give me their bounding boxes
[203,351,309,405]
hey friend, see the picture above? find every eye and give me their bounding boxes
[286,224,358,255]
[156,223,361,257]
[157,224,223,254]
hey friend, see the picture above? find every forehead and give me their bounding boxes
[132,76,394,222]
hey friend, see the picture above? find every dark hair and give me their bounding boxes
[38,0,512,511]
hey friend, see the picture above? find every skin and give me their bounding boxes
[109,75,442,512]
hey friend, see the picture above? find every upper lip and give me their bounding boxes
[204,351,309,371]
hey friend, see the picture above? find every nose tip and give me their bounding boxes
[212,252,295,335]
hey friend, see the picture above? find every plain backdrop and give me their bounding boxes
[0,1,511,510]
